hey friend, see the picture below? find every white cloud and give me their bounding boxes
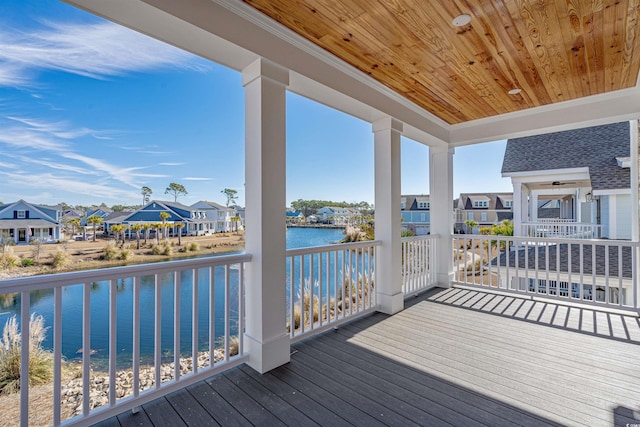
[0,20,209,88]
[183,177,213,181]
[158,162,185,166]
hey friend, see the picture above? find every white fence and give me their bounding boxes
[286,241,380,342]
[453,234,640,312]
[402,235,438,296]
[522,222,602,239]
[0,254,250,427]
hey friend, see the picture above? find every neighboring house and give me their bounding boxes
[401,194,430,235]
[316,206,355,225]
[191,201,235,233]
[454,193,513,233]
[286,211,304,224]
[0,200,63,244]
[104,211,133,235]
[502,121,632,239]
[123,200,208,236]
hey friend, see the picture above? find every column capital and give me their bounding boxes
[242,58,289,87]
[372,117,403,134]
[429,144,454,155]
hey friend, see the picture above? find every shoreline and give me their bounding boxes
[287,223,346,229]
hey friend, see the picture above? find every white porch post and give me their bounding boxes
[429,145,454,288]
[373,117,404,314]
[530,191,538,222]
[631,119,639,241]
[242,58,290,373]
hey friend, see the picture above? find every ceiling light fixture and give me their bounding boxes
[452,14,471,27]
[508,88,522,95]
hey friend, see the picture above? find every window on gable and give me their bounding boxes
[472,200,488,208]
[400,201,406,209]
[504,200,513,208]
[17,210,26,219]
[417,201,429,209]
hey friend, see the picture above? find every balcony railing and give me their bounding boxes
[286,241,380,342]
[453,234,640,312]
[402,234,438,296]
[522,221,602,239]
[0,253,250,427]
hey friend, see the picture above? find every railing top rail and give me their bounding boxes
[0,252,252,294]
[452,234,639,247]
[401,234,440,242]
[522,221,601,227]
[286,240,381,257]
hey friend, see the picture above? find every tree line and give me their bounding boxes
[290,199,373,217]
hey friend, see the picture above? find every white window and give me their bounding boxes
[401,201,406,209]
[17,210,26,219]
[473,200,488,208]
[417,201,429,209]
[420,213,426,222]
[504,200,512,208]
[468,212,474,220]
[481,212,487,221]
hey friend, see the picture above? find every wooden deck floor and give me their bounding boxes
[96,288,640,427]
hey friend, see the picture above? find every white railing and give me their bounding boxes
[522,222,602,239]
[453,234,639,312]
[402,235,438,296]
[0,253,250,427]
[286,241,380,342]
[535,218,577,223]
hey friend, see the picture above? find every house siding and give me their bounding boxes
[615,194,632,240]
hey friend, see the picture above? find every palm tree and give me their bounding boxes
[86,215,104,242]
[159,212,170,240]
[151,223,161,244]
[130,224,143,249]
[110,224,127,245]
[231,215,241,234]
[175,222,185,246]
[142,223,151,244]
[465,219,478,234]
[68,217,81,237]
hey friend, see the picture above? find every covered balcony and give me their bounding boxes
[2,0,640,426]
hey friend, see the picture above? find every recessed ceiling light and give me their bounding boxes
[508,88,522,95]
[452,14,471,27]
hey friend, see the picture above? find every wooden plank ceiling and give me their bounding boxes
[243,0,640,125]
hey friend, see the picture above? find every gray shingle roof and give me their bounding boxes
[502,122,630,191]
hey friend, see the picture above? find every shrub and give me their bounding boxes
[20,258,35,267]
[0,251,19,271]
[100,244,118,261]
[119,248,132,260]
[51,249,68,270]
[0,314,53,395]
[151,243,172,256]
[151,244,163,255]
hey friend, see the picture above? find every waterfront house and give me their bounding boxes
[400,194,430,235]
[5,1,640,425]
[123,200,208,236]
[0,200,63,244]
[191,200,235,233]
[285,211,304,224]
[502,122,632,239]
[454,193,513,233]
[316,206,356,225]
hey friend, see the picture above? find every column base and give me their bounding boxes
[244,332,290,374]
[436,271,454,289]
[377,291,404,315]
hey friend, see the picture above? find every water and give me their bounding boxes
[0,227,345,368]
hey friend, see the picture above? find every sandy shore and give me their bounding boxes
[0,232,245,280]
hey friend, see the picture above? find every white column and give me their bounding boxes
[242,58,290,373]
[513,182,523,236]
[373,117,404,314]
[429,145,454,288]
[631,119,639,241]
[530,191,538,222]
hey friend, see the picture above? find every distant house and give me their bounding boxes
[502,121,631,239]
[104,211,133,235]
[316,206,355,225]
[123,200,208,236]
[286,211,304,224]
[0,200,63,244]
[454,193,513,233]
[191,201,235,233]
[401,194,430,235]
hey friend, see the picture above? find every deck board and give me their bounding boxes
[103,288,640,427]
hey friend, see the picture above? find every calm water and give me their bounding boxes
[0,227,345,368]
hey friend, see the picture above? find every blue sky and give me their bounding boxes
[0,0,510,208]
